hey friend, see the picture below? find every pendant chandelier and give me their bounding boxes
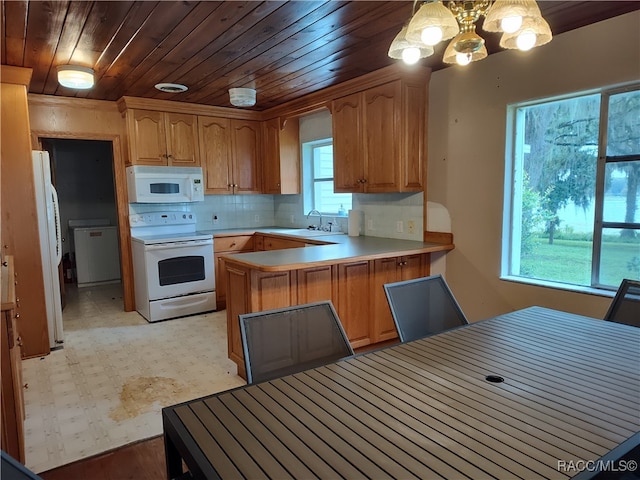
[388,0,552,66]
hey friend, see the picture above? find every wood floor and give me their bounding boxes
[39,435,167,480]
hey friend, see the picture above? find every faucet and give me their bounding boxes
[306,209,322,230]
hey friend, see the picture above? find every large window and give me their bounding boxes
[303,140,351,215]
[504,85,640,290]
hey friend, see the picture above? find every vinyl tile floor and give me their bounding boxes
[22,282,245,474]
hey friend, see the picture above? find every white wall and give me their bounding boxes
[427,11,640,321]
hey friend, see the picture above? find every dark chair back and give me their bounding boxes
[384,274,469,343]
[604,279,640,327]
[239,301,354,384]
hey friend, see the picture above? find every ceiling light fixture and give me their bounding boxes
[389,0,552,67]
[56,65,94,89]
[229,87,256,107]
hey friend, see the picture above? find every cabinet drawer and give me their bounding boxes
[262,237,306,251]
[214,235,255,252]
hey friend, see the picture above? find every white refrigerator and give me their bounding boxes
[32,150,64,349]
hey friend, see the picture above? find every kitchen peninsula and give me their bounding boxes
[217,230,453,378]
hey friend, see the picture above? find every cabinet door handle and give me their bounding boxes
[14,313,20,319]
[2,260,7,267]
[230,242,237,247]
[167,154,174,159]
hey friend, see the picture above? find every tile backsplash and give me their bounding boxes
[129,191,424,240]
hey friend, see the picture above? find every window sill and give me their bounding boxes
[500,275,616,298]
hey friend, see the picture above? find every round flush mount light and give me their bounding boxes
[155,83,188,93]
[57,65,94,89]
[229,87,256,107]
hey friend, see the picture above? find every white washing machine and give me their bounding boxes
[69,219,121,287]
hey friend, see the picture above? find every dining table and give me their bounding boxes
[162,306,640,480]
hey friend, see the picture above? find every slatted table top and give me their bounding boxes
[162,307,640,480]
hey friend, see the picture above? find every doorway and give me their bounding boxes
[41,138,124,326]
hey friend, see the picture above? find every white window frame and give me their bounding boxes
[502,83,640,293]
[302,138,351,216]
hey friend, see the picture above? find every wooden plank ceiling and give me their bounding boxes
[1,1,638,110]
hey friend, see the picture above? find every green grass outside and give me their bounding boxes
[520,237,640,287]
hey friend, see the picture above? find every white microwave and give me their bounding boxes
[126,166,204,203]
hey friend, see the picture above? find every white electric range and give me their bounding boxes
[130,211,215,322]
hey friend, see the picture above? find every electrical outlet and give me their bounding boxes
[396,221,403,233]
[254,214,259,223]
[407,220,415,234]
[367,219,374,230]
[290,214,295,224]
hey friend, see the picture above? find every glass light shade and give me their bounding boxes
[443,31,488,65]
[56,65,94,89]
[483,0,542,32]
[499,15,552,50]
[229,87,256,107]
[406,1,459,45]
[388,24,435,63]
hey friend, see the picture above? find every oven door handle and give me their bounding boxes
[145,240,213,250]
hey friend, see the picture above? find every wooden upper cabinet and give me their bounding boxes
[262,117,300,194]
[165,113,200,166]
[199,117,260,194]
[363,82,401,192]
[199,116,232,194]
[231,119,261,194]
[332,78,425,193]
[128,109,199,166]
[130,109,165,165]
[332,93,363,192]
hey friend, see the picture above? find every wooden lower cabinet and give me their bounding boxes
[372,254,427,343]
[214,235,254,310]
[224,252,430,378]
[226,265,295,379]
[336,261,371,348]
[295,265,335,304]
[226,264,250,379]
[1,256,25,462]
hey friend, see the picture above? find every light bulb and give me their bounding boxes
[516,30,537,51]
[421,26,443,46]
[401,47,421,65]
[500,15,522,33]
[456,52,471,66]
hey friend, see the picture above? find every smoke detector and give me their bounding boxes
[229,88,256,107]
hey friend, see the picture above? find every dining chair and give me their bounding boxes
[604,279,640,327]
[239,300,354,384]
[384,274,469,343]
